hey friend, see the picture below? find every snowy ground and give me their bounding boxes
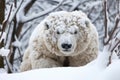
[0,46,120,80]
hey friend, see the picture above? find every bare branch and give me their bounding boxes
[4,57,13,73]
[92,8,103,23]
[19,25,32,40]
[4,25,13,49]
[0,0,5,24]
[107,15,120,66]
[103,0,108,45]
[8,0,24,23]
[117,0,120,14]
[14,0,17,8]
[0,4,13,39]
[13,35,23,62]
[69,0,90,11]
[111,39,120,52]
[16,0,37,23]
[24,0,36,15]
[17,47,22,62]
[106,14,120,44]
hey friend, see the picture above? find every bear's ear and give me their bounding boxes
[78,18,90,28]
[85,20,90,27]
[44,22,50,30]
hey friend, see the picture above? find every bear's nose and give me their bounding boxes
[61,43,72,49]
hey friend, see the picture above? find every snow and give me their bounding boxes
[2,0,119,79]
[0,45,120,80]
[0,32,6,42]
[0,47,10,57]
[97,60,120,80]
[0,68,7,73]
[19,0,65,23]
[116,32,120,40]
[78,18,88,28]
[12,36,22,47]
[0,62,102,80]
[68,25,78,34]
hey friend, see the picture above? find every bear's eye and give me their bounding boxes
[74,30,78,34]
[45,22,50,30]
[57,31,60,34]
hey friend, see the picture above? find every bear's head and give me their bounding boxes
[42,11,94,56]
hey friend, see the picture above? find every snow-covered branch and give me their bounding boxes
[117,0,119,14]
[8,0,24,23]
[103,0,109,45]
[106,14,120,45]
[69,0,90,11]
[18,0,65,23]
[0,4,13,40]
[0,48,10,57]
[103,14,120,66]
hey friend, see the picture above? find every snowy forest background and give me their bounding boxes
[0,0,120,73]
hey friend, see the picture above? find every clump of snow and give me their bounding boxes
[0,47,10,57]
[0,68,7,73]
[12,40,21,48]
[68,25,78,34]
[0,32,6,42]
[78,18,88,28]
[104,35,109,44]
[12,36,22,48]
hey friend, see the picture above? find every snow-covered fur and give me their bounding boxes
[20,11,99,71]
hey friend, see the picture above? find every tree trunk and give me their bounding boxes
[0,0,5,68]
[0,0,5,24]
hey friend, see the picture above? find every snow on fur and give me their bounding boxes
[20,11,99,71]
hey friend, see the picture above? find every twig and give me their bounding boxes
[103,0,108,45]
[5,23,11,46]
[107,53,112,66]
[14,35,22,62]
[24,0,36,15]
[106,38,120,66]
[8,0,24,23]
[69,0,90,11]
[4,57,13,73]
[35,2,45,11]
[117,0,119,14]
[5,25,14,49]
[111,40,120,52]
[17,47,22,62]
[19,25,32,40]
[92,8,103,23]
[107,14,120,66]
[14,0,17,8]
[88,7,95,18]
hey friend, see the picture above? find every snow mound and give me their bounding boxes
[0,46,120,80]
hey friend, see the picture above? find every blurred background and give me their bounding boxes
[0,0,119,73]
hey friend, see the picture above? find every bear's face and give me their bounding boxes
[55,25,78,55]
[43,12,92,56]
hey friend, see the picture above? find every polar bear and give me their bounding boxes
[20,11,99,71]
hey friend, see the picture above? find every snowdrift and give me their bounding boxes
[0,46,120,80]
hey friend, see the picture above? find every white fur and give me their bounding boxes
[20,11,99,71]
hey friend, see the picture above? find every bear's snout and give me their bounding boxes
[61,43,72,50]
